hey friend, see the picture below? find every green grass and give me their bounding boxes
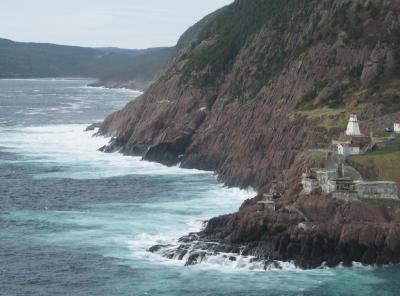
[294,107,346,119]
[364,151,398,156]
[348,151,400,185]
[373,130,392,138]
[321,113,349,128]
[303,149,328,161]
[293,103,366,129]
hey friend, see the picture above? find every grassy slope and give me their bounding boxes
[348,151,400,185]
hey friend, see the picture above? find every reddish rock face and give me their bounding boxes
[101,0,400,267]
[184,194,400,268]
[148,190,400,268]
[101,0,400,190]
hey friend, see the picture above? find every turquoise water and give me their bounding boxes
[0,79,399,296]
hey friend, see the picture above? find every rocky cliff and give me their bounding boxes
[100,0,400,267]
[101,0,400,190]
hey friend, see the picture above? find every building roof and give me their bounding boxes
[354,180,398,185]
[258,200,275,204]
[335,142,360,148]
[334,177,355,183]
[348,143,360,148]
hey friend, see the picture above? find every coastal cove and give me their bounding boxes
[1,79,400,295]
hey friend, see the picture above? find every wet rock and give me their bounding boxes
[84,122,102,132]
[144,135,192,167]
[148,244,172,253]
[185,251,207,266]
[98,138,126,153]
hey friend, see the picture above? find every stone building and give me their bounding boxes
[302,168,337,195]
[258,181,287,211]
[329,178,359,200]
[355,181,398,199]
[301,166,398,200]
[301,173,321,195]
[258,195,276,211]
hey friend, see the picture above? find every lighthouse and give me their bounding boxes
[346,113,361,136]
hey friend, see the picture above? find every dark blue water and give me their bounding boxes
[1,79,399,296]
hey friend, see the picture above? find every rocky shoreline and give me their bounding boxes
[149,233,295,270]
[88,79,151,92]
[149,193,400,269]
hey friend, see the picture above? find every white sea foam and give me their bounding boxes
[0,122,271,272]
[0,124,220,179]
[67,84,143,95]
[0,121,365,276]
[124,185,263,272]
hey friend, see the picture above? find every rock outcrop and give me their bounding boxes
[151,193,400,269]
[88,80,152,92]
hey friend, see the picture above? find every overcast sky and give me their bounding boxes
[0,0,233,49]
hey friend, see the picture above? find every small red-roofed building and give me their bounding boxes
[335,142,360,156]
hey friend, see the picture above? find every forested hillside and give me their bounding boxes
[0,38,173,89]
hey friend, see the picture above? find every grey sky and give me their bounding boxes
[0,0,233,49]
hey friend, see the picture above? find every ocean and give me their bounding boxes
[0,79,399,296]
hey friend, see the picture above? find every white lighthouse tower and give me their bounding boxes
[346,113,362,136]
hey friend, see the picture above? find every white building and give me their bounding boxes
[394,123,400,134]
[346,113,362,136]
[336,143,360,156]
